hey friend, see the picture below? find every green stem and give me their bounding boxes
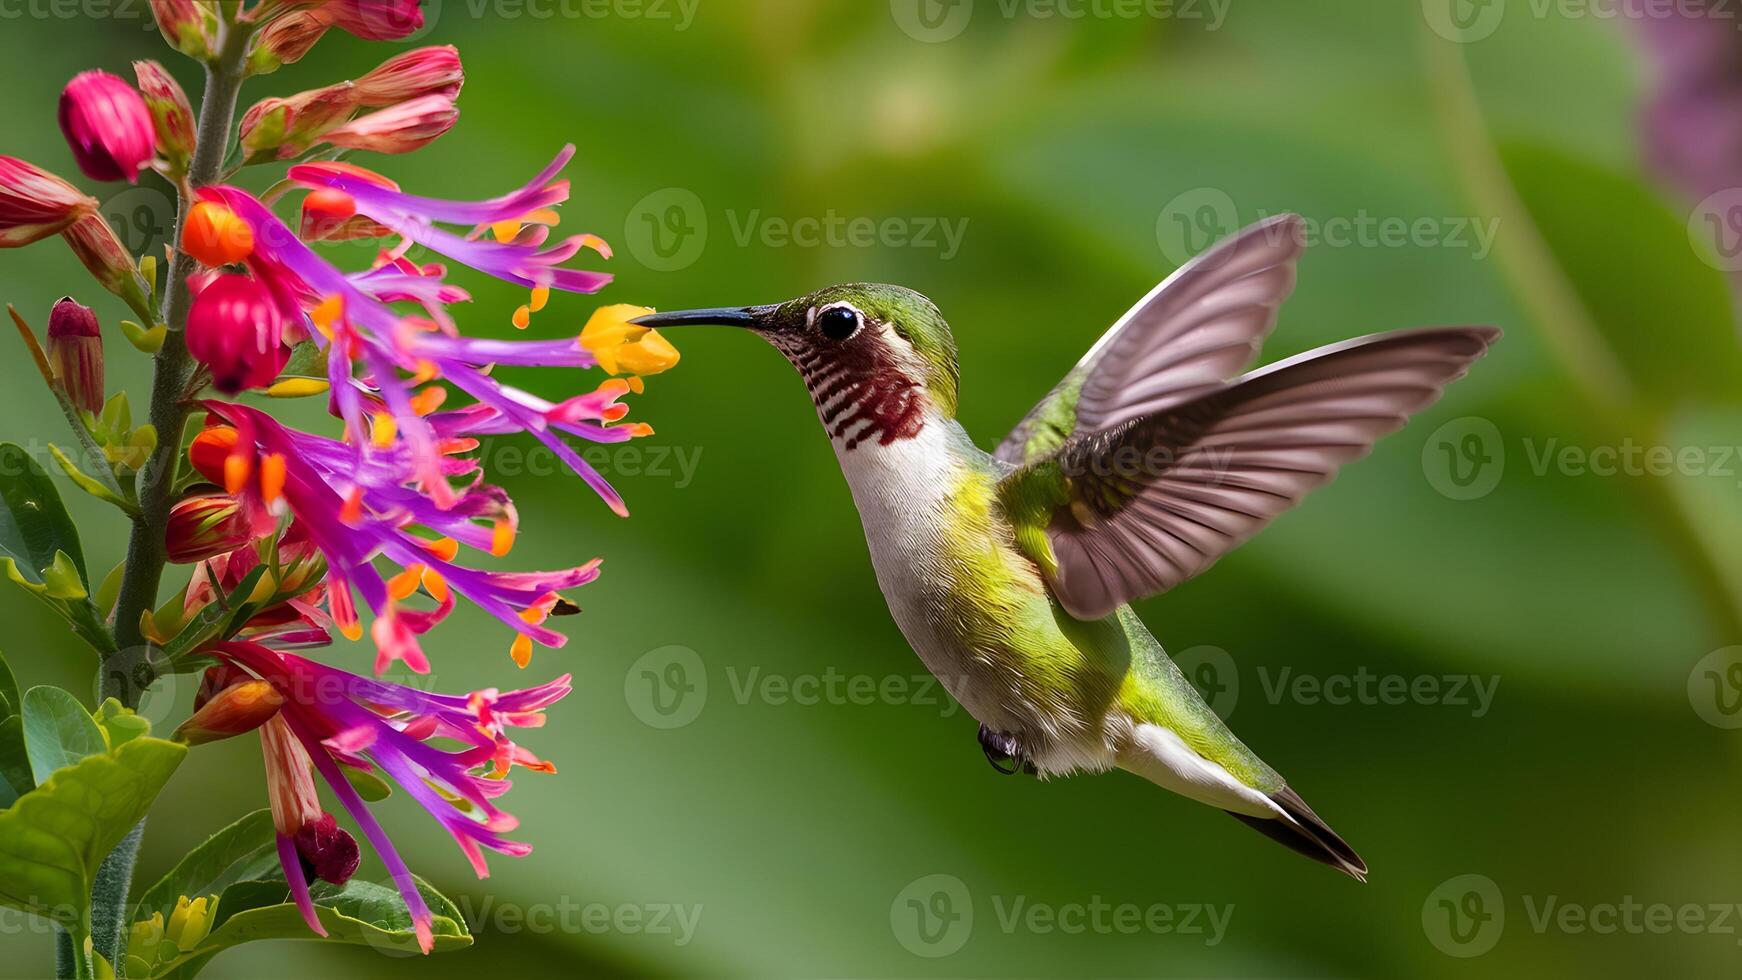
[109,18,257,674]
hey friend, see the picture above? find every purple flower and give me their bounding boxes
[209,640,569,954]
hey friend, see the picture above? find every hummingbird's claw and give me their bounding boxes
[978,725,1037,777]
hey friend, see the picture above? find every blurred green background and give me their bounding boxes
[4,0,1742,976]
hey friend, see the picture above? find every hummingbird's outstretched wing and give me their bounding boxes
[994,214,1306,467]
[999,326,1500,621]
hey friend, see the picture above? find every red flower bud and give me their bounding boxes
[150,0,218,60]
[249,11,331,76]
[133,61,196,178]
[46,297,104,414]
[294,812,361,885]
[61,214,151,313]
[166,492,254,564]
[0,156,98,248]
[58,71,157,184]
[174,677,284,745]
[354,46,463,107]
[318,0,426,41]
[186,274,288,394]
[322,95,457,155]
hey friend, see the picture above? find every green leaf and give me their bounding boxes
[91,700,150,750]
[22,687,106,787]
[277,341,325,380]
[0,735,186,927]
[148,876,470,978]
[1500,141,1742,411]
[0,442,88,585]
[0,717,30,806]
[48,444,138,517]
[0,650,17,722]
[342,767,391,803]
[132,810,277,927]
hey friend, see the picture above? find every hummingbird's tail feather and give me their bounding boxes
[1227,787,1368,882]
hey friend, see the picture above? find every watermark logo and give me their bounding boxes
[100,186,173,260]
[1423,417,1506,501]
[891,874,974,957]
[624,645,707,729]
[1422,0,1507,43]
[1173,645,1239,719]
[1689,646,1742,729]
[92,646,180,729]
[1157,187,1240,267]
[891,0,975,41]
[1158,190,1499,267]
[1423,874,1505,957]
[625,187,708,272]
[1691,188,1742,273]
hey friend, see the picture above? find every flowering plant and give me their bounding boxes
[0,3,678,976]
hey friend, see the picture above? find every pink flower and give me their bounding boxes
[317,0,426,40]
[0,157,98,247]
[321,95,458,155]
[58,70,157,184]
[354,46,463,106]
[187,274,290,394]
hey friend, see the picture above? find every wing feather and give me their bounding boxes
[1028,327,1499,620]
[994,214,1306,465]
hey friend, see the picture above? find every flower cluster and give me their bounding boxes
[1,0,680,956]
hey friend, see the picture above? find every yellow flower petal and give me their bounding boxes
[578,304,679,377]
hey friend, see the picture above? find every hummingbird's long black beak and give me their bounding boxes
[630,306,770,328]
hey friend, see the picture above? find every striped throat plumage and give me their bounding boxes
[634,216,1502,883]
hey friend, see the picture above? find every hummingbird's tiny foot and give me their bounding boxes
[978,725,1033,776]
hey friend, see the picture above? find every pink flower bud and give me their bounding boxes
[150,0,218,59]
[249,11,330,76]
[240,83,360,162]
[133,61,196,177]
[0,156,98,248]
[61,214,151,313]
[46,297,104,415]
[58,71,157,184]
[186,274,289,394]
[321,95,457,155]
[166,492,254,564]
[354,45,462,107]
[318,0,426,40]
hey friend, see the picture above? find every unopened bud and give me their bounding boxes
[46,298,103,414]
[175,677,283,745]
[294,812,361,885]
[321,95,458,156]
[133,61,196,180]
[58,71,156,185]
[149,0,218,61]
[354,46,463,106]
[61,215,151,314]
[248,11,330,76]
[166,492,253,564]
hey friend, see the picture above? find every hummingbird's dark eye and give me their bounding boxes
[816,305,862,341]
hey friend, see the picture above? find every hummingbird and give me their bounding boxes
[634,215,1498,880]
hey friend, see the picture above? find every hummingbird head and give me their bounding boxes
[633,284,960,448]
